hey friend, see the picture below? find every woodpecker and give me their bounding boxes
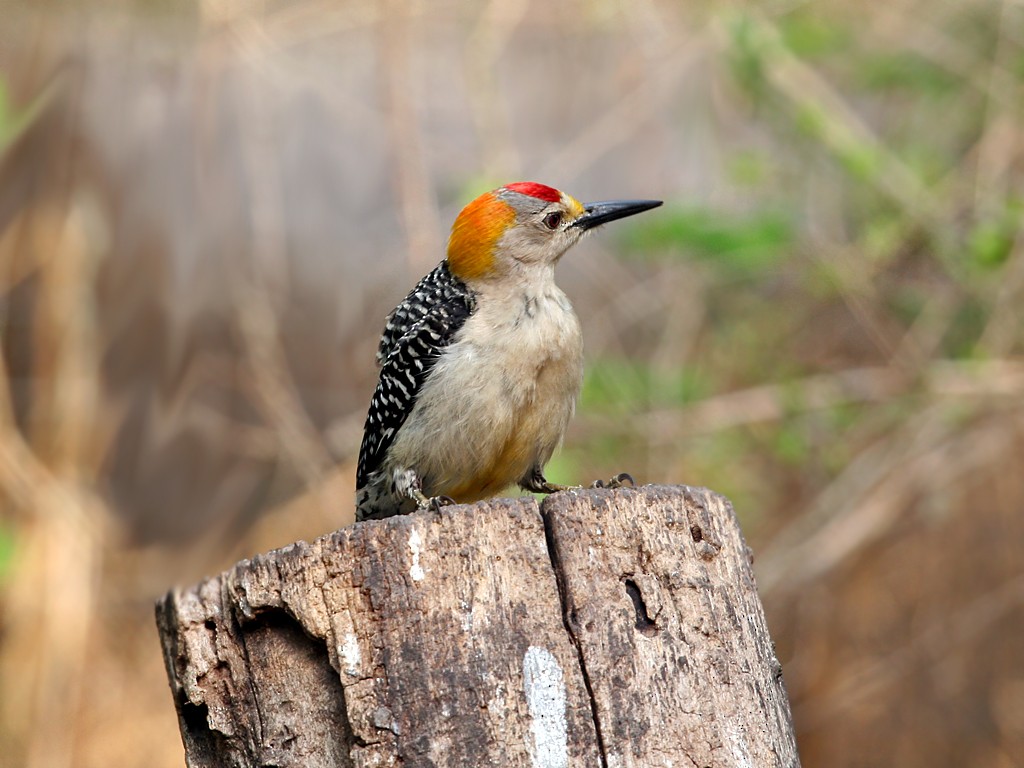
[355,182,661,521]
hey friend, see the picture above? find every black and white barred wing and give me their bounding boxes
[376,261,470,366]
[356,292,473,489]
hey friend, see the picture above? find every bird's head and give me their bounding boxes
[446,182,662,282]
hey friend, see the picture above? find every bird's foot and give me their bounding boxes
[521,467,636,497]
[520,466,581,495]
[540,481,577,494]
[591,472,635,489]
[429,495,456,513]
[411,488,456,513]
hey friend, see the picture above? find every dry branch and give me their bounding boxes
[156,485,799,767]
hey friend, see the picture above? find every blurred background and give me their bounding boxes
[1,0,1023,766]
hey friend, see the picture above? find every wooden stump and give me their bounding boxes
[156,485,800,767]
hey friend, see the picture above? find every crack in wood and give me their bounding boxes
[541,502,610,768]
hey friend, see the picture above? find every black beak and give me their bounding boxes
[570,198,663,231]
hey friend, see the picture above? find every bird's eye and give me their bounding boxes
[543,212,563,230]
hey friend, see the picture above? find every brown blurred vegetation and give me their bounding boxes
[1,1,1023,766]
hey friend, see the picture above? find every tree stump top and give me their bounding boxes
[156,485,800,767]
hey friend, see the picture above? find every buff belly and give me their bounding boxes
[383,287,584,502]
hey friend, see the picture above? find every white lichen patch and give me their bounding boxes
[341,631,361,677]
[522,646,568,768]
[408,527,426,581]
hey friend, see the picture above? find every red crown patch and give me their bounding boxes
[504,182,561,203]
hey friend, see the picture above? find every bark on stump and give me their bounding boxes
[156,485,800,767]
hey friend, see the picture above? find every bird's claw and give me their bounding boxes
[429,495,456,512]
[412,490,456,516]
[591,472,635,489]
[409,488,449,509]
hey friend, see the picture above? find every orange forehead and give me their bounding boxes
[446,192,515,280]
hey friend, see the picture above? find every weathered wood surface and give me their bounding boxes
[156,485,800,767]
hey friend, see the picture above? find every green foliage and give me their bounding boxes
[772,422,810,465]
[0,80,19,150]
[0,521,15,586]
[945,299,990,358]
[969,221,1014,270]
[857,51,958,95]
[779,13,852,59]
[968,204,1021,271]
[726,150,772,187]
[726,14,770,99]
[582,357,710,412]
[862,215,905,262]
[683,430,763,519]
[901,143,949,186]
[890,284,928,327]
[622,206,794,277]
[534,452,579,491]
[0,77,48,154]
[454,175,504,204]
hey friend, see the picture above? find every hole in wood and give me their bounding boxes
[623,578,658,637]
[178,700,225,758]
[690,524,703,543]
[181,700,210,734]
